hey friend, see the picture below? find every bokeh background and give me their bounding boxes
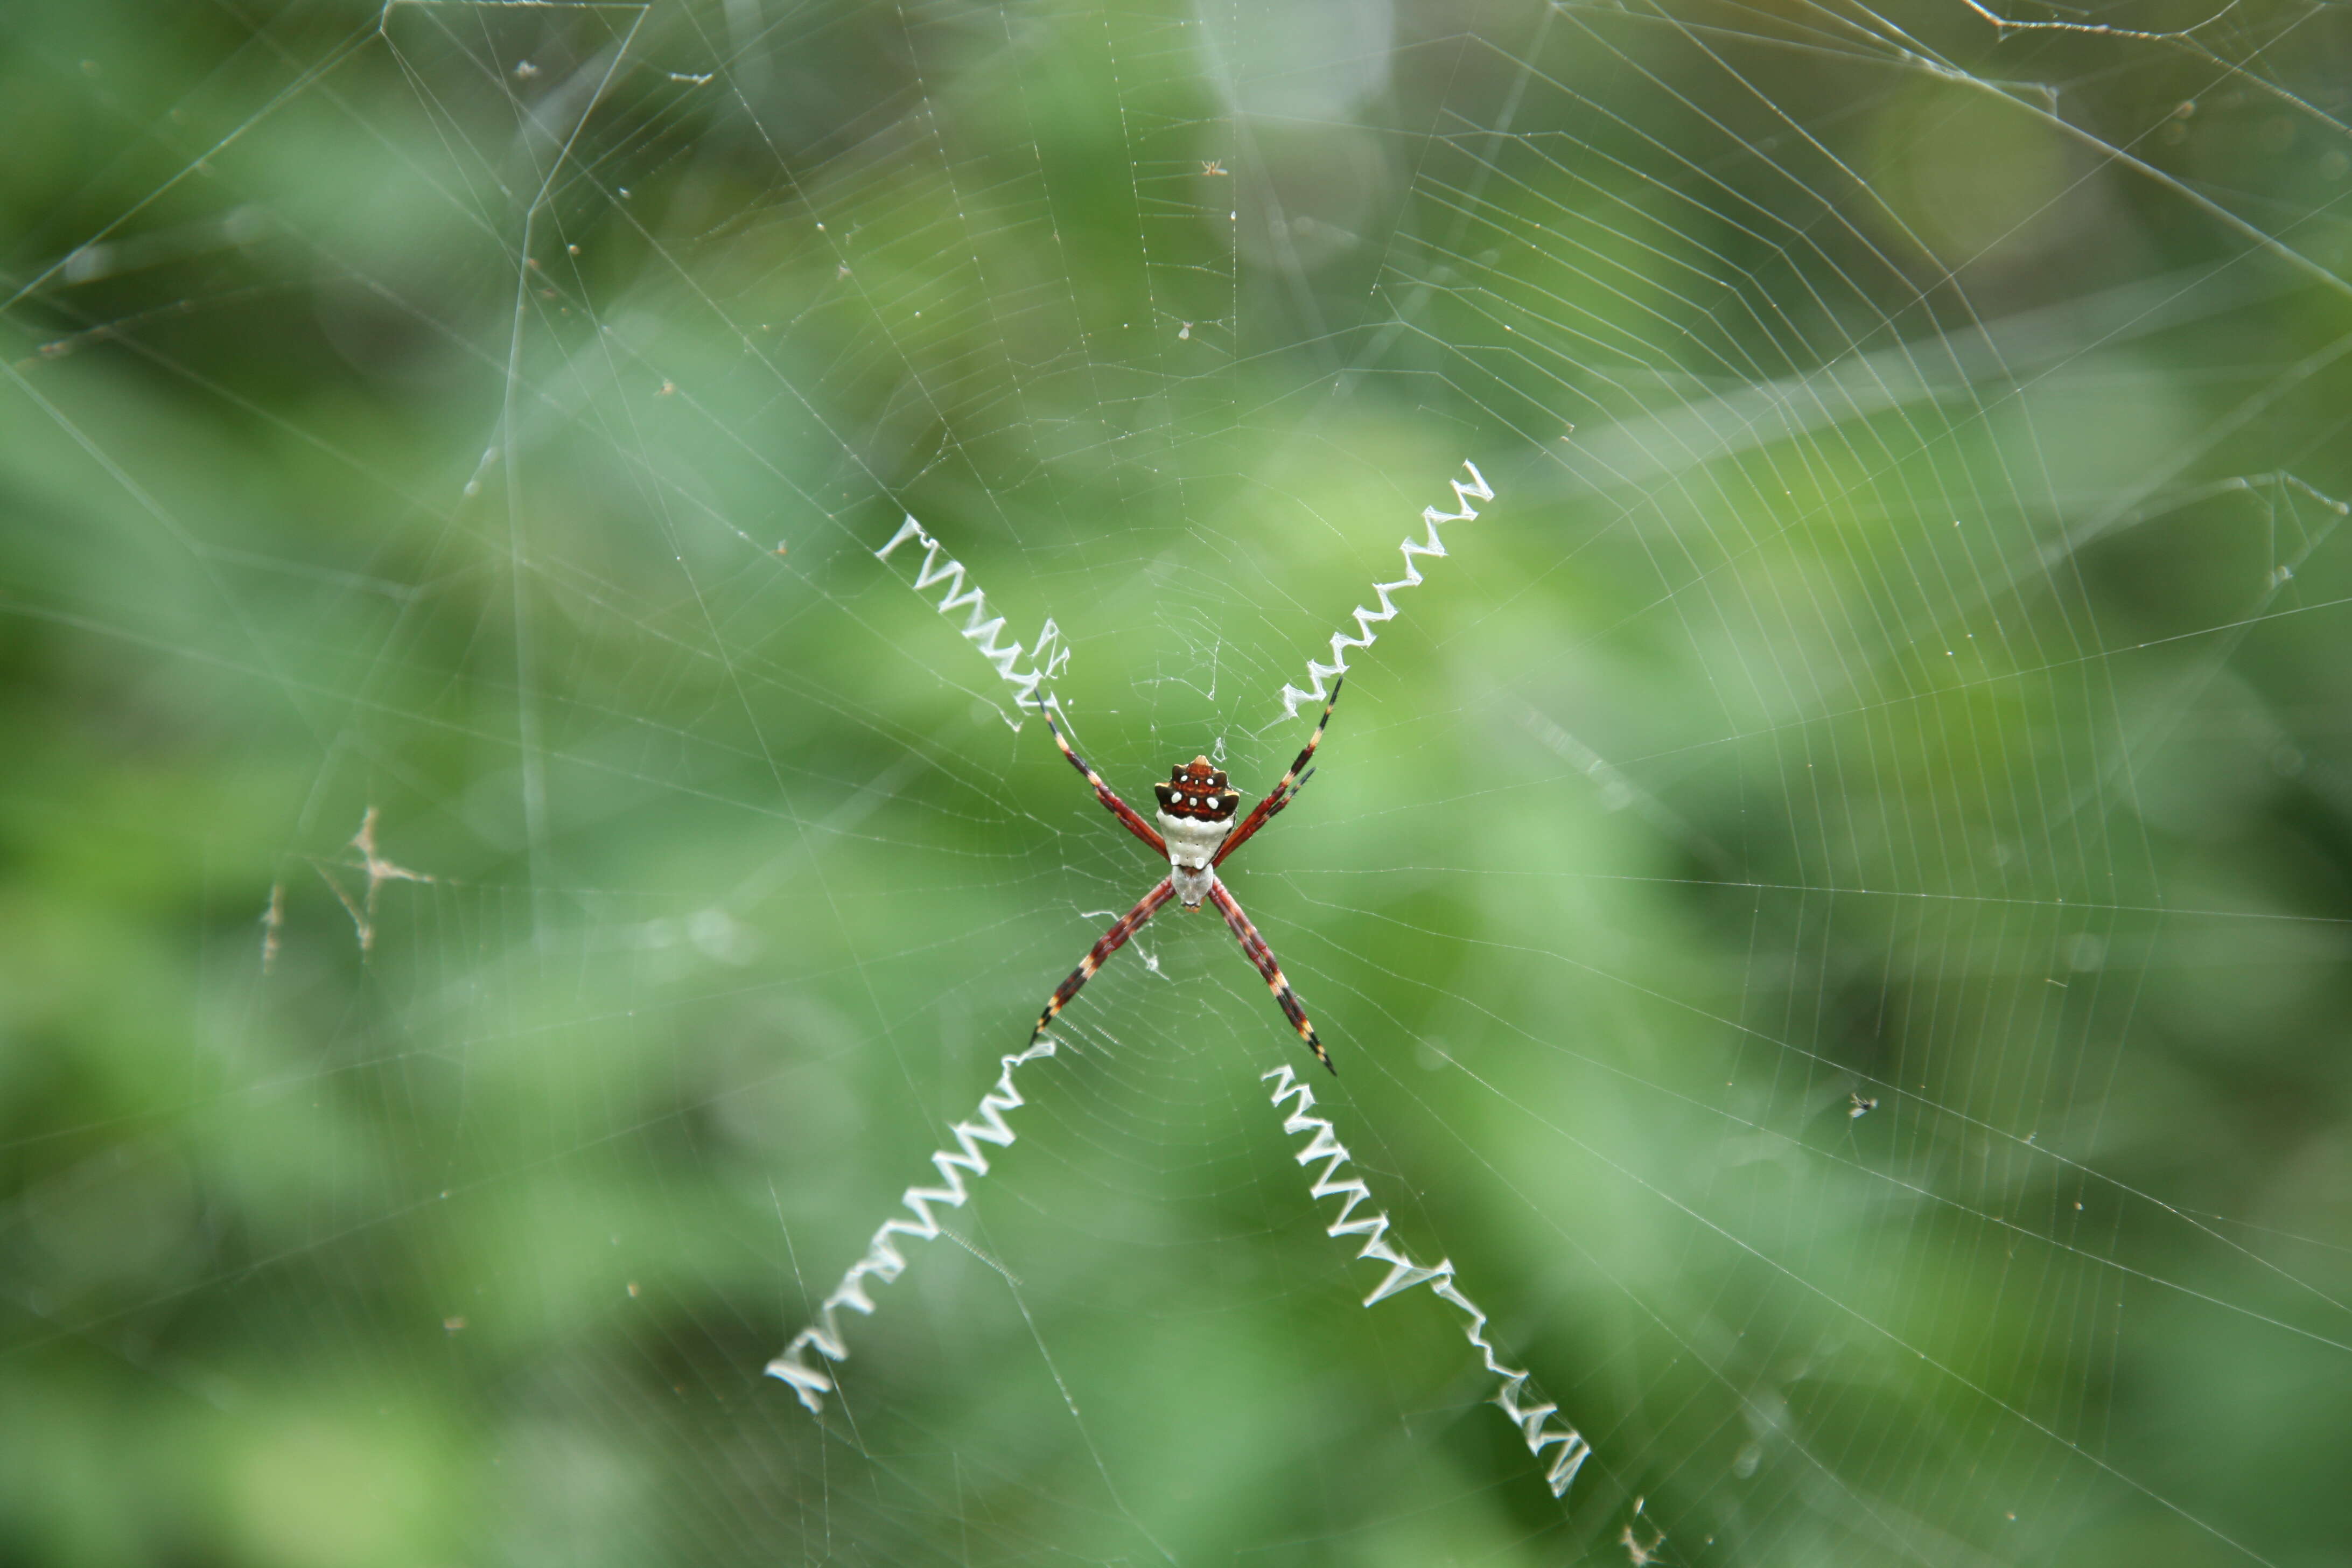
[6,0,2352,1563]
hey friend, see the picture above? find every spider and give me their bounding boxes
[1031,679,1343,1072]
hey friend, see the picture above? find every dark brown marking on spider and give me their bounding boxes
[1040,703,1167,856]
[1153,757,1242,822]
[1209,883,1334,1074]
[1032,878,1178,1040]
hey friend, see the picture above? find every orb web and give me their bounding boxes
[5,0,2351,1564]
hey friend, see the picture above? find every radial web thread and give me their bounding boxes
[765,1037,1058,1410]
[1263,1065,1594,1501]
[876,514,1067,724]
[1275,460,1493,721]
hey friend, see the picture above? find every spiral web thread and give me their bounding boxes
[1275,460,1494,721]
[875,514,1068,724]
[765,1037,1059,1410]
[1263,1065,1595,1501]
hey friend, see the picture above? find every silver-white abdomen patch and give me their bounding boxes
[1157,810,1231,907]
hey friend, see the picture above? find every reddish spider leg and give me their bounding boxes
[1213,675,1342,867]
[1032,879,1177,1041]
[1039,703,1166,856]
[1209,883,1334,1073]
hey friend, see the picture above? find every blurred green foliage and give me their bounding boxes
[5,1,2352,1564]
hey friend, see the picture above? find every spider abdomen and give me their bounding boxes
[1157,811,1232,907]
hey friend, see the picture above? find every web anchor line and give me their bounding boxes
[765,1036,1059,1411]
[875,514,1068,726]
[1263,1065,1594,1501]
[1275,460,1493,722]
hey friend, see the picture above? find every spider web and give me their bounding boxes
[5,0,2351,1563]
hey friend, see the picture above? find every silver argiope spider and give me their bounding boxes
[1031,679,1343,1073]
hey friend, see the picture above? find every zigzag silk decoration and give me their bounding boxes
[1275,459,1493,721]
[874,514,1067,724]
[765,1042,1595,1508]
[765,1037,1057,1410]
[1263,1064,1594,1501]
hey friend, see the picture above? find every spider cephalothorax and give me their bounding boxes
[1032,682,1342,1072]
[1152,759,1240,822]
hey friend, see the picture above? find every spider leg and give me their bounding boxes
[1213,676,1342,868]
[1032,878,1178,1040]
[1038,702,1167,857]
[1207,882,1334,1073]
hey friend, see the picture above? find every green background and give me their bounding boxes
[6,1,2351,1563]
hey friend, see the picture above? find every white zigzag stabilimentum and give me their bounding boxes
[1263,1065,1594,1501]
[1275,459,1493,722]
[765,1037,1058,1411]
[877,515,1068,724]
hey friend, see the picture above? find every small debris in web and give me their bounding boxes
[312,807,433,957]
[259,882,285,974]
